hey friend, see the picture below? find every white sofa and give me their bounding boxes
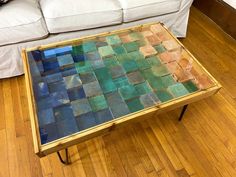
[0,0,193,78]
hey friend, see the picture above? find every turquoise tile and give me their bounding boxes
[151,64,170,77]
[167,83,189,98]
[161,75,176,88]
[106,35,122,45]
[118,84,139,100]
[113,76,130,88]
[154,44,166,53]
[57,54,74,67]
[113,45,126,55]
[82,41,97,53]
[147,76,165,91]
[99,79,117,94]
[94,67,112,81]
[147,56,162,66]
[128,51,145,60]
[120,59,138,73]
[90,60,105,69]
[75,61,92,73]
[135,82,152,95]
[129,32,143,41]
[183,80,199,93]
[103,56,119,67]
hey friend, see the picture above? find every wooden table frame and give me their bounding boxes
[21,22,221,162]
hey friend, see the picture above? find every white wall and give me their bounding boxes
[223,0,236,9]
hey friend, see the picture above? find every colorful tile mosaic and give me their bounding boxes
[27,23,214,145]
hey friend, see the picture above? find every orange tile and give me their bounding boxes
[139,45,157,58]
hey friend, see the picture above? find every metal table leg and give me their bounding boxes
[178,104,188,121]
[57,148,70,165]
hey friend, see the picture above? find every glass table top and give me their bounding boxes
[26,23,215,145]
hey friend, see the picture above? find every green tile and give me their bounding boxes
[99,79,117,94]
[151,65,170,77]
[126,98,144,113]
[89,95,108,112]
[136,59,151,70]
[147,76,165,91]
[118,84,139,100]
[183,80,199,93]
[167,83,189,98]
[75,61,92,73]
[129,32,143,41]
[103,57,119,67]
[140,69,155,80]
[82,41,97,53]
[154,44,166,53]
[128,51,145,60]
[113,76,130,88]
[123,42,139,53]
[136,40,147,47]
[161,75,176,88]
[98,46,115,58]
[147,56,162,66]
[120,59,138,73]
[155,90,173,102]
[72,45,84,55]
[135,82,152,95]
[116,53,131,63]
[106,35,122,45]
[94,67,112,81]
[113,45,126,55]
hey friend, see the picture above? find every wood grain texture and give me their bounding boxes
[0,7,236,177]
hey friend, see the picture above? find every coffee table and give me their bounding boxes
[22,23,221,164]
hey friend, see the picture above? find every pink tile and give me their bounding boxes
[173,67,193,82]
[169,48,183,61]
[156,31,172,41]
[141,30,154,37]
[150,24,164,34]
[159,51,175,64]
[178,58,192,71]
[162,40,181,51]
[140,45,157,58]
[119,34,133,43]
[194,74,213,90]
[146,35,161,46]
[165,61,181,74]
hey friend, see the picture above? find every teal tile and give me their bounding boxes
[72,45,84,55]
[75,61,92,73]
[57,54,74,67]
[120,59,138,73]
[90,60,105,69]
[89,95,108,112]
[99,79,117,94]
[113,76,130,88]
[136,59,151,70]
[147,76,165,91]
[113,45,126,55]
[126,98,144,113]
[103,56,119,67]
[71,98,92,116]
[94,67,112,81]
[161,75,176,88]
[98,46,115,58]
[154,44,166,53]
[106,35,122,45]
[82,41,97,53]
[147,56,162,66]
[116,53,131,63]
[155,90,173,102]
[123,42,139,53]
[128,51,145,60]
[135,82,152,95]
[127,71,145,85]
[118,84,139,100]
[167,83,189,98]
[151,65,170,77]
[183,80,199,93]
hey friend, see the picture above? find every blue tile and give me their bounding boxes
[76,112,97,131]
[73,54,87,62]
[57,54,74,67]
[51,91,70,107]
[34,81,49,98]
[38,108,55,126]
[56,118,78,138]
[45,73,63,84]
[61,67,77,77]
[40,123,58,144]
[31,50,42,61]
[43,49,56,59]
[55,46,72,55]
[94,108,114,124]
[53,104,75,122]
[48,80,67,93]
[42,60,60,72]
[67,87,86,101]
[37,96,53,111]
[63,74,82,89]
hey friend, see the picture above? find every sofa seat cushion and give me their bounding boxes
[40,0,123,33]
[118,0,181,22]
[0,0,48,46]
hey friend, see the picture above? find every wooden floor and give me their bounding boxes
[1,7,236,177]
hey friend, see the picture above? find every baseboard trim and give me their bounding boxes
[193,0,236,39]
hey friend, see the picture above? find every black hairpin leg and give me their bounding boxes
[57,148,70,165]
[178,105,188,121]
